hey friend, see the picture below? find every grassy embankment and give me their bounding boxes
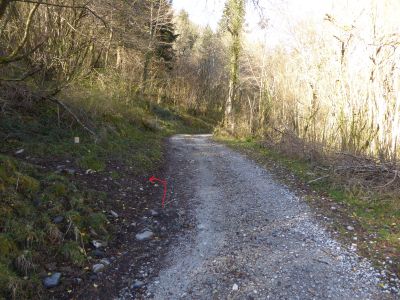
[217,136,400,276]
[0,84,212,299]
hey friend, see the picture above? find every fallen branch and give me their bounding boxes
[377,170,398,189]
[0,66,41,81]
[307,175,330,184]
[46,96,97,138]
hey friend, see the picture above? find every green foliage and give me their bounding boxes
[87,213,108,236]
[175,10,200,56]
[0,234,17,258]
[61,241,86,266]
[0,80,214,296]
[0,153,110,297]
[221,0,246,35]
[77,154,106,172]
[0,262,20,300]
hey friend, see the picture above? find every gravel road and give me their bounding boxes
[146,134,397,300]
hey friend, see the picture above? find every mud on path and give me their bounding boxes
[141,134,398,300]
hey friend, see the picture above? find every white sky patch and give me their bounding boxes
[172,0,335,46]
[172,0,225,30]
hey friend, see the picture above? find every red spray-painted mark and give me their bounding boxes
[149,176,167,208]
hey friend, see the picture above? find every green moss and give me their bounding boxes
[0,262,20,300]
[328,188,347,203]
[110,171,121,180]
[77,154,105,172]
[0,156,16,177]
[87,212,108,235]
[13,200,33,218]
[66,211,83,228]
[61,241,86,266]
[9,222,42,248]
[50,183,67,197]
[0,234,17,258]
[0,88,214,298]
[15,173,40,195]
[44,174,68,184]
[69,196,84,210]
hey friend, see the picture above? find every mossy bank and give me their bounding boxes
[0,92,211,299]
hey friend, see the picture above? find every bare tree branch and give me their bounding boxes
[13,0,108,28]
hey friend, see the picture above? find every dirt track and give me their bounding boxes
[141,134,396,300]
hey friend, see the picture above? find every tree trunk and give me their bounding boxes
[223,0,244,133]
[142,51,152,94]
[104,30,113,67]
[224,33,240,133]
[116,45,123,69]
[225,81,235,131]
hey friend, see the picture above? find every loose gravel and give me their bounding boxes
[142,135,399,299]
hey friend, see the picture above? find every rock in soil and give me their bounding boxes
[53,216,64,224]
[110,210,119,218]
[92,240,105,249]
[150,209,159,217]
[43,272,61,289]
[100,258,111,266]
[91,249,106,258]
[92,264,105,273]
[135,230,154,241]
[132,280,145,289]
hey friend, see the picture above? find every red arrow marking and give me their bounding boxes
[149,176,167,208]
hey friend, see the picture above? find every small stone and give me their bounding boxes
[331,206,337,211]
[43,272,61,288]
[86,169,95,174]
[53,216,64,224]
[92,264,105,273]
[232,283,239,291]
[64,168,76,175]
[15,149,25,155]
[132,280,145,289]
[110,210,119,218]
[135,230,154,241]
[92,249,106,258]
[92,240,104,249]
[89,274,98,281]
[100,258,111,266]
[347,225,354,231]
[150,209,159,217]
